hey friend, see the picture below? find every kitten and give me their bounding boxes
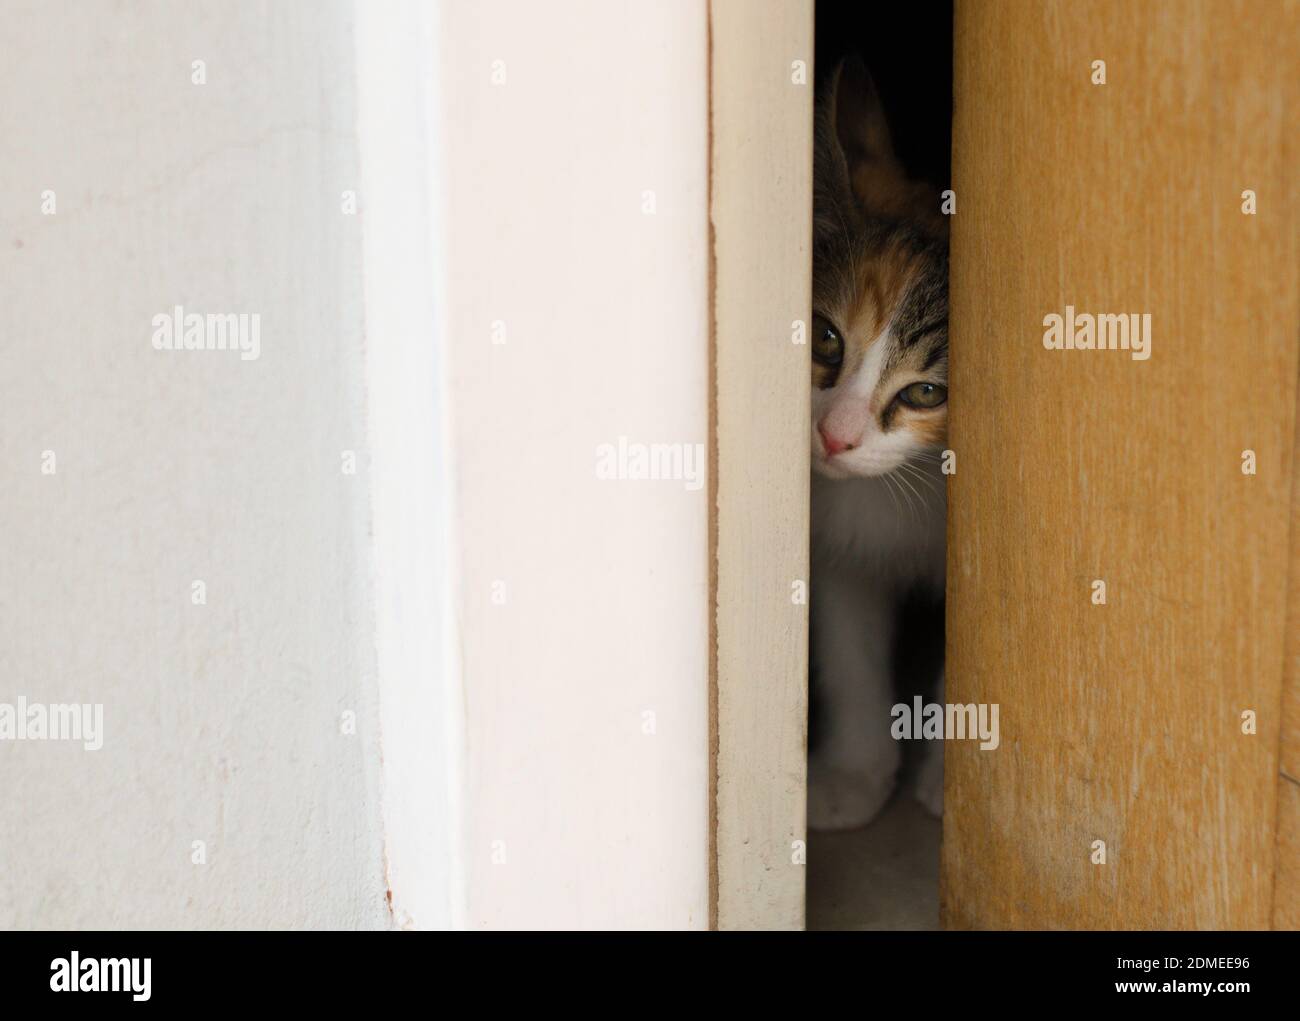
[807,56,948,831]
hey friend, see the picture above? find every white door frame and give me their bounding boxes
[709,0,814,930]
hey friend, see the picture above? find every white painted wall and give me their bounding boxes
[355,0,465,930]
[431,0,711,929]
[0,0,387,929]
[0,0,711,930]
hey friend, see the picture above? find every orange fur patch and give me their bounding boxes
[902,409,949,447]
[845,243,923,355]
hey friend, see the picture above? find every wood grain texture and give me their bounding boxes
[944,0,1298,929]
[710,0,813,930]
[1274,381,1300,929]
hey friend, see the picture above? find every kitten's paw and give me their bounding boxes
[807,762,896,831]
[913,742,943,818]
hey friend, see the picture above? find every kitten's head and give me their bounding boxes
[811,56,948,480]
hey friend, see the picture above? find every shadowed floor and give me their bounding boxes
[807,794,941,930]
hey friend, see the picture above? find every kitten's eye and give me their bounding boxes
[896,382,947,409]
[811,315,843,368]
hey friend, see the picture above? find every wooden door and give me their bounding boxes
[943,0,1299,929]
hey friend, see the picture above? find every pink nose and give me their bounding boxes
[819,422,856,456]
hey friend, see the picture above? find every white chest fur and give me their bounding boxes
[810,466,947,593]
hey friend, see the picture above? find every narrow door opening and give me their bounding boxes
[806,0,954,930]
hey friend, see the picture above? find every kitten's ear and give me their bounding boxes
[830,55,895,166]
[821,56,944,234]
